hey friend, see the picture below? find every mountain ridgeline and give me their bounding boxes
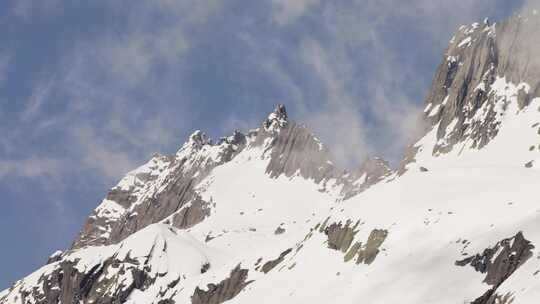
[3,12,540,304]
[71,104,387,251]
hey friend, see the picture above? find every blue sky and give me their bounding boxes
[0,0,524,289]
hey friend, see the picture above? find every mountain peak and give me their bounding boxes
[399,14,540,173]
[263,104,288,133]
[188,130,212,148]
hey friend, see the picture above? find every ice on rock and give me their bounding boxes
[263,104,288,133]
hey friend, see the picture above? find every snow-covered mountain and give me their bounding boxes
[3,12,540,304]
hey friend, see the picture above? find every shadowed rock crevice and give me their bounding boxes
[10,258,150,304]
[170,196,212,229]
[325,220,360,252]
[322,220,388,265]
[191,265,252,304]
[351,229,388,265]
[261,248,293,274]
[400,15,540,172]
[73,130,248,249]
[260,105,391,198]
[341,157,393,199]
[455,231,534,304]
[263,121,338,184]
[71,102,393,254]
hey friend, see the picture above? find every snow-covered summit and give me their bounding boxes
[71,103,356,251]
[401,13,540,174]
[262,104,288,133]
[187,130,213,148]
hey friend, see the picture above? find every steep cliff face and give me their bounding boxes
[456,232,534,304]
[403,12,540,171]
[1,224,247,304]
[72,105,360,250]
[259,105,339,185]
[340,157,392,199]
[72,130,247,249]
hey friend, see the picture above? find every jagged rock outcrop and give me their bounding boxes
[261,248,293,274]
[456,232,534,304]
[71,132,242,249]
[72,104,357,250]
[341,157,392,199]
[1,225,216,304]
[191,265,252,304]
[320,218,388,266]
[264,121,337,184]
[257,104,342,186]
[325,220,360,253]
[402,12,540,170]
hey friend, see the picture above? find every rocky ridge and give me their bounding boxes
[402,12,540,171]
[72,104,384,250]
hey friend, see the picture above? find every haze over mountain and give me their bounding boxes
[3,4,540,302]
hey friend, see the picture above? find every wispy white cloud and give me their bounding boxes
[299,38,370,165]
[71,125,137,180]
[21,79,54,122]
[0,157,63,180]
[12,0,61,18]
[11,1,225,182]
[271,0,320,25]
[0,52,10,87]
[232,0,518,167]
[5,0,523,184]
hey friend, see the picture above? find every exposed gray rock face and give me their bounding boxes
[401,14,540,170]
[46,250,63,265]
[261,248,293,274]
[72,153,174,248]
[110,130,252,245]
[259,105,390,197]
[256,105,341,186]
[2,225,212,304]
[274,226,286,235]
[20,258,157,304]
[341,157,392,199]
[169,196,211,229]
[263,104,288,133]
[72,130,249,249]
[191,265,252,304]
[72,104,360,251]
[16,104,381,304]
[264,121,338,184]
[455,232,534,304]
[325,220,360,253]
[321,219,388,266]
[353,229,388,265]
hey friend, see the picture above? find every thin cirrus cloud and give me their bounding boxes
[0,52,9,88]
[0,0,527,291]
[4,0,525,182]
[0,157,63,182]
[256,0,524,166]
[270,0,321,25]
[8,1,224,182]
[20,79,54,122]
[12,0,61,18]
